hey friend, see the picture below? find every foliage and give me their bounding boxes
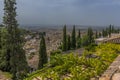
[38,34,48,69]
[77,29,81,48]
[62,25,67,51]
[50,50,62,56]
[102,25,120,37]
[39,32,46,38]
[87,27,94,45]
[25,43,119,80]
[77,38,81,48]
[95,31,98,38]
[78,29,81,39]
[85,43,97,52]
[0,28,9,71]
[3,0,28,79]
[98,32,102,38]
[108,25,112,37]
[81,27,95,47]
[67,35,71,50]
[71,25,76,49]
[81,35,89,47]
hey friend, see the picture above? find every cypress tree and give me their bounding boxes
[99,32,102,38]
[87,27,94,45]
[106,27,109,37]
[62,25,67,51]
[38,34,48,69]
[0,28,2,69]
[77,29,81,48]
[78,29,81,39]
[3,0,28,79]
[102,29,104,37]
[77,38,81,48]
[71,25,76,49]
[67,35,71,50]
[81,35,89,47]
[111,26,114,33]
[95,31,98,38]
[0,28,9,71]
[108,25,112,37]
[102,29,107,37]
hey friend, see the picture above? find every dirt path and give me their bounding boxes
[62,48,85,56]
[0,71,11,80]
[0,72,7,80]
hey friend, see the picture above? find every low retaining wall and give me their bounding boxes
[99,55,120,80]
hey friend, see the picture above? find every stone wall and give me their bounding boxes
[99,55,120,80]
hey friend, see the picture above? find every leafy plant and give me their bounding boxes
[25,43,119,80]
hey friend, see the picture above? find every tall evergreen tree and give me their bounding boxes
[71,25,76,49]
[78,29,81,39]
[0,28,9,71]
[67,35,71,50]
[87,27,94,45]
[38,34,48,69]
[62,25,67,51]
[77,29,81,48]
[106,27,109,37]
[81,35,89,46]
[95,30,98,38]
[77,38,81,48]
[3,0,28,79]
[111,26,115,33]
[0,28,2,69]
[102,29,105,37]
[99,32,102,38]
[108,25,112,37]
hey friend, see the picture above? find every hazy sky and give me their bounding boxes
[0,0,120,26]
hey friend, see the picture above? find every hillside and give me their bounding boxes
[25,43,120,80]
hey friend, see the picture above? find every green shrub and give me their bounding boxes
[50,50,62,56]
[25,43,119,80]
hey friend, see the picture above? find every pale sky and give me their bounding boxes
[0,0,120,26]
